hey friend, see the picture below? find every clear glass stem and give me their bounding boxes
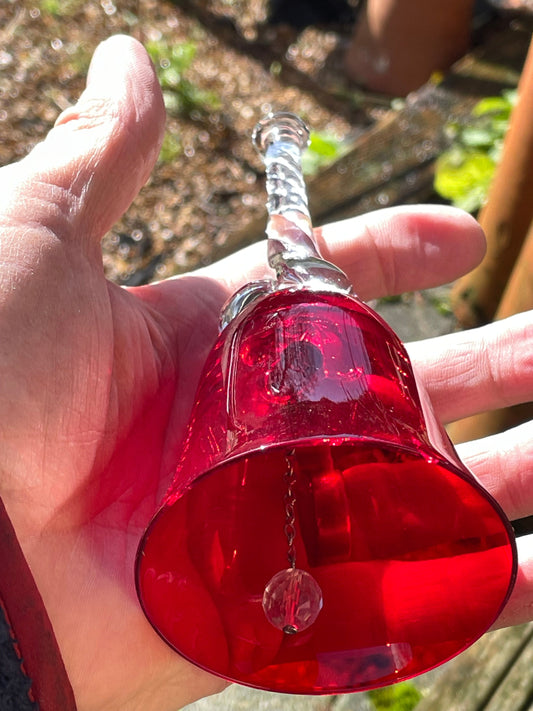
[221,112,352,330]
[253,112,351,293]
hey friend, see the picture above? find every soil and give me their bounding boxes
[0,0,386,285]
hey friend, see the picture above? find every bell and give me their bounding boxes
[136,113,517,694]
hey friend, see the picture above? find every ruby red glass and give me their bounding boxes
[136,288,516,694]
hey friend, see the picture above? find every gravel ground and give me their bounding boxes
[0,0,383,284]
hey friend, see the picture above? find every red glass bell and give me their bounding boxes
[136,113,516,695]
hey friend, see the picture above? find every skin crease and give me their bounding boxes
[1,34,533,711]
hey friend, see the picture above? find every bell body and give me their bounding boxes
[136,288,516,694]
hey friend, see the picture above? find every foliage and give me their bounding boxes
[146,38,220,163]
[301,130,347,175]
[158,132,182,164]
[429,292,453,317]
[39,0,83,17]
[145,39,221,117]
[368,682,422,711]
[434,89,517,213]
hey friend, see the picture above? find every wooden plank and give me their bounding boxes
[415,624,533,711]
[307,108,446,222]
[310,162,436,225]
[484,633,533,711]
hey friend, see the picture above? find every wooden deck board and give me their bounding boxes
[416,624,533,711]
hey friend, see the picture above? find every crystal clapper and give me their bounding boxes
[263,568,323,634]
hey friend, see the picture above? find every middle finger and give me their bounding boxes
[408,310,533,425]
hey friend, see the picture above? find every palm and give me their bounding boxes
[0,224,235,707]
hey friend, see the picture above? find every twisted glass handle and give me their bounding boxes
[253,112,351,292]
[220,112,351,330]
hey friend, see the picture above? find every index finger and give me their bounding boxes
[205,204,486,301]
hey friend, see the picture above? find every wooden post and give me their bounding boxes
[451,34,533,329]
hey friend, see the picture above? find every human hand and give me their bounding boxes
[1,33,532,711]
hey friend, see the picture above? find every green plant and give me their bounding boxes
[158,131,182,163]
[429,291,453,317]
[368,681,422,711]
[39,0,83,17]
[434,89,517,213]
[146,39,220,117]
[301,130,347,175]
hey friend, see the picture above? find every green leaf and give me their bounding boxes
[158,131,182,163]
[301,131,346,175]
[146,39,196,74]
[368,682,422,711]
[434,149,495,212]
[162,91,181,114]
[502,88,518,106]
[146,39,220,116]
[39,0,82,16]
[308,132,340,158]
[472,96,513,119]
[434,86,516,213]
[171,42,196,67]
[160,67,182,89]
[460,127,498,148]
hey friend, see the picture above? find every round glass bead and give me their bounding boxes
[262,568,323,634]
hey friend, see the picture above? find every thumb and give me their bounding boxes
[5,35,165,244]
